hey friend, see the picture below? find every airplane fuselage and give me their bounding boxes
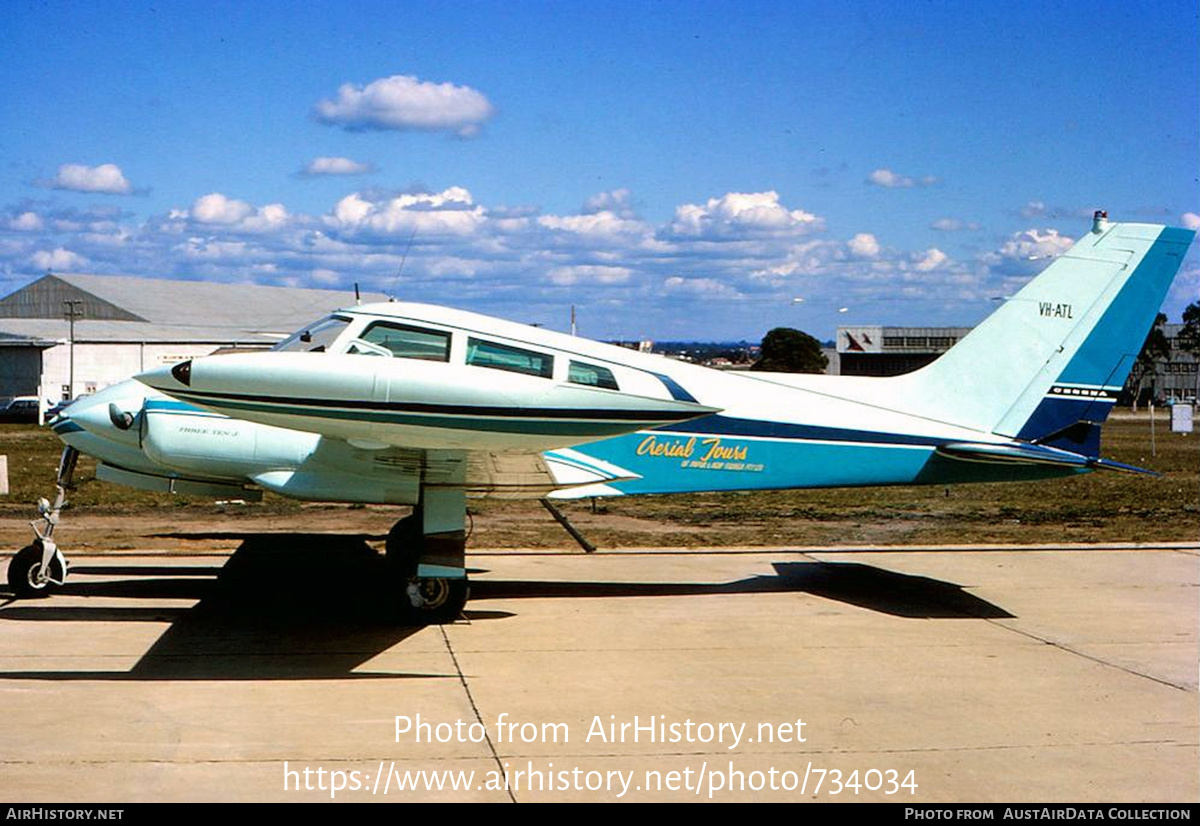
[59,299,1090,506]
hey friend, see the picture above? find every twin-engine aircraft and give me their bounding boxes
[9,214,1194,621]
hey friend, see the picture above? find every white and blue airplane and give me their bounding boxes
[9,213,1194,621]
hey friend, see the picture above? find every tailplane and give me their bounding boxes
[891,213,1194,455]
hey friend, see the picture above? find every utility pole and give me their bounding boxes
[63,299,83,400]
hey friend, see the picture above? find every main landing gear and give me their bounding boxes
[7,447,78,598]
[385,486,469,624]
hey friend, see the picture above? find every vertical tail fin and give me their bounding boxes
[893,216,1194,452]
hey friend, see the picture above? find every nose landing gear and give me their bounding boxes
[6,447,77,598]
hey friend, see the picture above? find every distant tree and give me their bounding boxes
[750,327,828,374]
[1178,301,1200,401]
[1178,301,1200,356]
[1125,312,1170,404]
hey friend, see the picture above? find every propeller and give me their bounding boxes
[108,403,135,430]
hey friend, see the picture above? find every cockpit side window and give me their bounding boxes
[350,322,451,361]
[271,315,351,353]
[466,337,554,378]
[568,360,619,390]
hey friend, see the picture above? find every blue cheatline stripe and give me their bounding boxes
[145,399,211,415]
[656,414,950,447]
[650,372,698,402]
[156,387,701,423]
[162,391,668,437]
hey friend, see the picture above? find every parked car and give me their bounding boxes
[0,396,45,423]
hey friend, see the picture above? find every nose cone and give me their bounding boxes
[52,384,145,447]
[137,360,191,394]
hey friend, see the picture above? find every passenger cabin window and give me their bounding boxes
[348,322,451,361]
[466,337,553,378]
[272,316,351,353]
[568,360,619,390]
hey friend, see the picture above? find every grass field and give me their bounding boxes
[1,412,1196,550]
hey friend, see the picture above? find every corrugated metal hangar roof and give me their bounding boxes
[0,273,388,342]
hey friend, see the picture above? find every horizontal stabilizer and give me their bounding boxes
[1087,457,1159,476]
[936,441,1156,476]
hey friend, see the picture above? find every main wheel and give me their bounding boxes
[404,577,469,625]
[387,511,468,624]
[7,542,65,598]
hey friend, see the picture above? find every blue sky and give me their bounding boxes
[2,0,1197,340]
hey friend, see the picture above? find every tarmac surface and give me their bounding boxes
[0,538,1196,803]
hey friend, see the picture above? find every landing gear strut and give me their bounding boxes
[386,486,469,624]
[7,447,77,598]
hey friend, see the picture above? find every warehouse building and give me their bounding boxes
[1138,323,1198,403]
[0,273,382,407]
[837,323,1197,401]
[836,325,973,377]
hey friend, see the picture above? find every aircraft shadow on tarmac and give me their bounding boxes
[0,535,1012,681]
[468,561,1013,621]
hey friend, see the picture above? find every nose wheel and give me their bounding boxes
[7,541,66,598]
[6,447,77,599]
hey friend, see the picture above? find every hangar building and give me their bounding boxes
[836,325,973,377]
[837,323,1197,401]
[0,273,383,406]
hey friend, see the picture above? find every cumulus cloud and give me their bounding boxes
[547,265,632,285]
[181,193,291,233]
[49,163,133,195]
[996,228,1074,259]
[1165,262,1199,319]
[663,276,744,299]
[30,247,88,271]
[930,218,980,232]
[538,210,650,242]
[667,191,822,239]
[866,168,938,189]
[1017,201,1094,221]
[981,228,1075,277]
[314,74,495,137]
[913,248,949,272]
[327,187,484,236]
[847,233,880,258]
[192,193,255,225]
[8,212,44,231]
[302,157,376,176]
[583,189,636,219]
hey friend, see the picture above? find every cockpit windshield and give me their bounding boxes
[271,315,351,353]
